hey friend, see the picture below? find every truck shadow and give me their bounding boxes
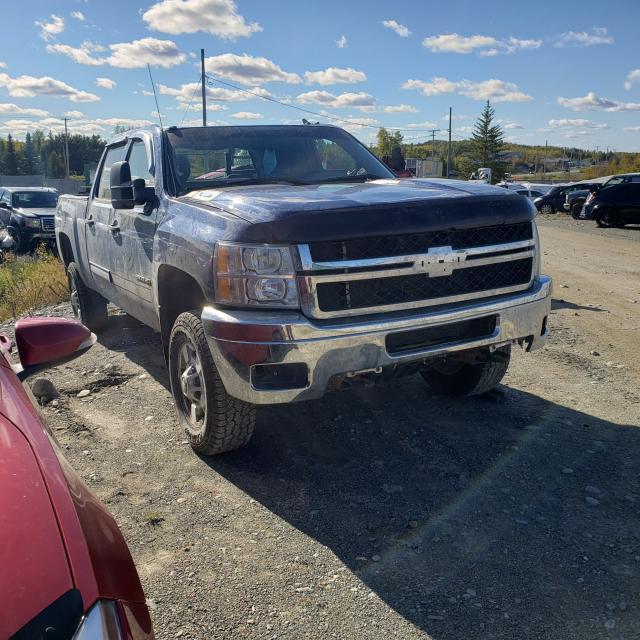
[204,378,640,639]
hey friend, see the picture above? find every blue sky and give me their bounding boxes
[1,0,639,150]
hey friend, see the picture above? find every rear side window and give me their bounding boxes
[127,140,155,187]
[627,176,640,183]
[97,145,126,200]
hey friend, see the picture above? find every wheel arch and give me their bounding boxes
[156,265,207,357]
[57,232,74,268]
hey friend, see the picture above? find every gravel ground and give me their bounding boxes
[6,216,640,639]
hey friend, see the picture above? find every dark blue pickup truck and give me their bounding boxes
[56,124,551,455]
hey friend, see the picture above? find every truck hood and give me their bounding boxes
[0,416,75,638]
[181,178,535,244]
[12,207,57,218]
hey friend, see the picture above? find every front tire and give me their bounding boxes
[67,262,109,332]
[169,310,256,455]
[571,202,583,219]
[540,203,554,215]
[595,208,618,228]
[421,346,511,397]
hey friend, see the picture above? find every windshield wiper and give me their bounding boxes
[314,174,388,184]
[189,176,311,189]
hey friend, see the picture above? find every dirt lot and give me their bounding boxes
[17,217,640,639]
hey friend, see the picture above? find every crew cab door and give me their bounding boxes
[107,138,159,328]
[85,142,127,300]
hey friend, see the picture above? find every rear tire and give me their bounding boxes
[169,310,256,455]
[571,202,583,219]
[421,346,511,397]
[67,262,109,333]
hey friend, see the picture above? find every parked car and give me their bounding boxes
[533,183,592,214]
[580,173,640,227]
[515,187,546,202]
[0,187,58,253]
[0,316,153,639]
[56,124,552,456]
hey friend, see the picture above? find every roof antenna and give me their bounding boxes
[147,63,164,129]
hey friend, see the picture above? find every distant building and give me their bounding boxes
[405,158,444,178]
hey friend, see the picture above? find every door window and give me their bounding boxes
[127,140,155,187]
[96,145,126,200]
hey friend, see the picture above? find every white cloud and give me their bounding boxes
[64,110,85,118]
[403,77,532,102]
[456,125,475,134]
[205,53,300,85]
[0,115,155,138]
[0,103,49,117]
[231,111,263,119]
[35,14,65,41]
[304,67,366,85]
[554,27,613,48]
[336,35,348,48]
[625,69,640,91]
[406,121,439,129]
[47,38,187,68]
[95,77,116,89]
[383,104,417,113]
[0,62,6,69]
[70,11,85,21]
[442,112,473,121]
[422,33,541,55]
[623,126,640,132]
[0,72,99,102]
[557,92,640,112]
[548,118,608,129]
[503,122,524,130]
[382,20,411,38]
[296,90,376,111]
[142,0,261,39]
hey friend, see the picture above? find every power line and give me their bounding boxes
[204,73,456,134]
[178,75,202,127]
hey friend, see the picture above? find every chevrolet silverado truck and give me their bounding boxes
[56,124,552,455]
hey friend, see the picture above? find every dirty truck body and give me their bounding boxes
[56,124,552,454]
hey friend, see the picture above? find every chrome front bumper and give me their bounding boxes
[202,275,552,404]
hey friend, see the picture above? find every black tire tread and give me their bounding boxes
[67,262,108,332]
[421,346,510,397]
[169,310,256,455]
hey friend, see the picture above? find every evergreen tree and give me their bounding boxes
[19,132,38,174]
[4,134,18,175]
[468,100,506,182]
[46,150,66,178]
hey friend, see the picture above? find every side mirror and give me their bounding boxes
[110,161,135,209]
[0,202,8,209]
[14,317,96,379]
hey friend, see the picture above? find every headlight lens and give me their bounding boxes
[23,217,41,228]
[73,600,123,639]
[214,242,299,307]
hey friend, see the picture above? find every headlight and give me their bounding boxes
[23,217,41,228]
[214,242,299,307]
[532,221,541,277]
[73,600,123,639]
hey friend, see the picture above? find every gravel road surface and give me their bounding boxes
[13,217,640,639]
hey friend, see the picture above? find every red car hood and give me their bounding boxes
[0,414,74,638]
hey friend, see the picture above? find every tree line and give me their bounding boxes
[0,131,105,179]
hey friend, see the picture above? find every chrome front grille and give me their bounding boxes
[41,216,55,232]
[297,222,537,319]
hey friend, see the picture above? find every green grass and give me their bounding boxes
[0,249,68,322]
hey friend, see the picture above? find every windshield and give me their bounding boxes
[165,125,394,195]
[12,191,58,208]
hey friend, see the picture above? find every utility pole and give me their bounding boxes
[543,140,547,178]
[201,48,207,127]
[447,107,452,178]
[63,117,70,178]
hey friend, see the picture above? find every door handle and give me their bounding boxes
[86,216,95,227]
[109,221,120,233]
